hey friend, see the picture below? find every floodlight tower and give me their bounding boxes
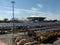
[11,1,15,45]
[11,1,15,36]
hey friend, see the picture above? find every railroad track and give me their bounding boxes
[27,24,60,43]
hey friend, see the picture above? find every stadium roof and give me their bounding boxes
[27,17,45,19]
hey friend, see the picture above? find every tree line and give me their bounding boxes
[0,18,60,23]
[0,18,24,23]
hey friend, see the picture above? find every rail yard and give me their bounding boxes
[0,21,60,45]
[0,17,60,45]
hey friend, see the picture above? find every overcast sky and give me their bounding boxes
[0,0,60,20]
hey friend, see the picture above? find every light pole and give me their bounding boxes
[11,1,15,36]
[11,1,15,45]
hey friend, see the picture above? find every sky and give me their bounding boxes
[0,0,60,20]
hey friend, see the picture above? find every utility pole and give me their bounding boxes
[11,1,15,45]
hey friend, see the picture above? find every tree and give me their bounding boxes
[3,18,8,22]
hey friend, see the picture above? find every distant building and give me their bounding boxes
[27,17,45,22]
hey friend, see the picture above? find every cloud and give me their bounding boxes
[0,5,41,15]
[25,4,43,15]
[6,10,21,14]
[31,7,39,11]
[0,6,21,14]
[24,3,43,15]
[30,15,39,17]
[29,12,60,20]
[27,7,39,14]
[37,3,43,8]
[0,6,60,20]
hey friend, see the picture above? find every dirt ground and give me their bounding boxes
[0,33,60,45]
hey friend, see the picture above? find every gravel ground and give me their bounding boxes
[0,34,13,45]
[0,40,8,45]
[0,33,60,45]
